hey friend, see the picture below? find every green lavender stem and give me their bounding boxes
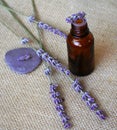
[0,0,43,48]
[0,19,20,37]
[0,2,26,16]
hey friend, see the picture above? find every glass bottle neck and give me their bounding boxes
[70,19,89,37]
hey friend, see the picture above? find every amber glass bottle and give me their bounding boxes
[67,19,94,76]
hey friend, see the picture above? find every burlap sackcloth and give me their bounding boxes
[0,0,117,130]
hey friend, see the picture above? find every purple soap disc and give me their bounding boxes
[5,47,42,74]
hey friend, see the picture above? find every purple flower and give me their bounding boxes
[62,116,69,124]
[36,48,44,57]
[36,49,71,76]
[49,83,71,128]
[88,97,95,103]
[64,69,71,76]
[90,103,98,111]
[64,122,72,129]
[56,104,64,111]
[21,37,30,44]
[54,97,63,105]
[96,110,106,120]
[74,85,83,93]
[82,92,91,101]
[41,52,49,61]
[50,84,58,93]
[72,78,83,93]
[51,92,60,98]
[72,78,106,120]
[44,67,51,75]
[66,11,86,23]
[66,16,73,23]
[28,16,35,23]
[37,21,67,39]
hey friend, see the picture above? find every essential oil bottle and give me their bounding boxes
[66,15,94,76]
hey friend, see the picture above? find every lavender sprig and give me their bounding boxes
[37,21,67,39]
[21,37,30,44]
[44,64,72,129]
[49,83,72,129]
[28,16,67,39]
[36,48,71,76]
[0,3,67,40]
[72,78,106,120]
[66,11,86,24]
[0,0,43,48]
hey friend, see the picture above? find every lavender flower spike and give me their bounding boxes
[21,37,30,44]
[38,21,67,39]
[66,11,86,23]
[28,16,35,23]
[50,83,72,129]
[36,49,71,76]
[72,78,106,120]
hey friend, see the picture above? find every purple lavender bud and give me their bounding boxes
[56,104,64,111]
[82,92,91,101]
[38,21,44,28]
[51,92,60,98]
[50,84,58,93]
[96,110,106,120]
[47,26,54,32]
[74,85,83,93]
[28,16,35,23]
[78,11,86,18]
[90,103,98,111]
[64,69,71,76]
[41,53,49,61]
[65,16,73,23]
[88,97,95,103]
[72,78,79,86]
[47,56,53,64]
[42,23,49,29]
[51,59,59,67]
[64,122,72,129]
[86,97,95,107]
[52,29,59,34]
[54,97,63,105]
[62,117,69,124]
[36,49,44,57]
[86,100,92,107]
[72,78,83,92]
[66,11,86,24]
[58,111,65,117]
[56,63,62,68]
[71,14,78,21]
[21,37,30,44]
[44,68,51,75]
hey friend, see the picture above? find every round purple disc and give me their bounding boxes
[5,48,42,74]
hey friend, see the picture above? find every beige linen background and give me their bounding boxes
[0,0,117,130]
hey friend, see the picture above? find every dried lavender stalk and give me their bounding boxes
[36,48,71,76]
[49,83,72,129]
[72,78,106,120]
[37,48,106,120]
[44,66,72,129]
[28,16,67,39]
[66,11,86,23]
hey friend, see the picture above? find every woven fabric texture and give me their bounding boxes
[0,0,117,130]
